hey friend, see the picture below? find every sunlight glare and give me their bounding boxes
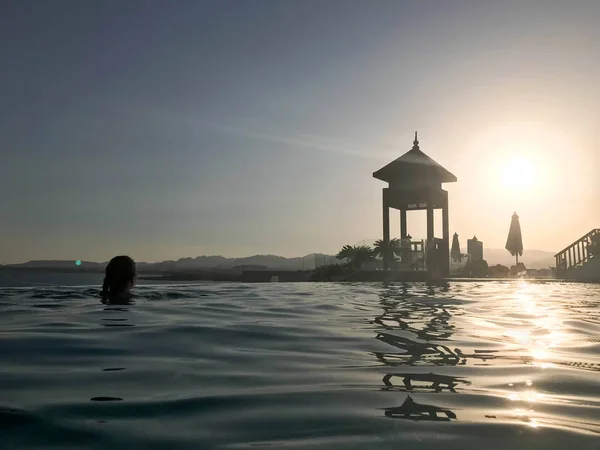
[470,124,567,213]
[498,155,537,191]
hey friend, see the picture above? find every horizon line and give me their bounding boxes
[3,248,559,266]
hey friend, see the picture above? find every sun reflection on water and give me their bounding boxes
[501,282,574,430]
[372,281,600,436]
[505,282,567,366]
[507,390,545,403]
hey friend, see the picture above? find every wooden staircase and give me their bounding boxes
[554,229,599,278]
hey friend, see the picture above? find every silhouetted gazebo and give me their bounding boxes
[373,132,457,276]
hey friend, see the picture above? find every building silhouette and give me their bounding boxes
[467,236,483,262]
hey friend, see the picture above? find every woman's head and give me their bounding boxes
[102,255,136,298]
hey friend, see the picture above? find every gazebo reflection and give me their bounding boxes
[382,372,470,393]
[373,283,457,344]
[374,332,464,366]
[373,284,462,422]
[382,396,457,421]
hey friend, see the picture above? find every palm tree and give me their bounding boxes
[336,245,374,270]
[373,238,402,261]
[336,245,354,262]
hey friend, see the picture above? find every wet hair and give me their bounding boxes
[101,256,136,298]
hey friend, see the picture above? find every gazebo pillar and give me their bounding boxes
[400,209,407,238]
[382,189,390,270]
[426,203,434,242]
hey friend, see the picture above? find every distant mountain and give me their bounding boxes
[476,249,556,269]
[5,254,339,272]
[135,254,338,271]
[6,260,105,269]
[4,249,556,271]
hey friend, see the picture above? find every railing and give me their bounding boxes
[554,229,600,275]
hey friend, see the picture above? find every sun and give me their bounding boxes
[472,124,562,198]
[498,155,538,191]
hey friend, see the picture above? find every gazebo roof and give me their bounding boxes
[373,132,457,184]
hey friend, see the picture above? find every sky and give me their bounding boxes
[1,0,599,263]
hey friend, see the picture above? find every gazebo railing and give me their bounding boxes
[554,229,599,276]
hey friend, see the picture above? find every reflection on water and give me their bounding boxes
[1,281,599,449]
[373,281,600,437]
[383,396,457,421]
[374,284,461,420]
[101,302,134,328]
[90,396,123,402]
[381,372,470,393]
[374,333,463,366]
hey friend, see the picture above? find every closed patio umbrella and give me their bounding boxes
[505,212,523,265]
[451,232,461,262]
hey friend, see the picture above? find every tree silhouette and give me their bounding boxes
[373,238,402,261]
[336,245,374,270]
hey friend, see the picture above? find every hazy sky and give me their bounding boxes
[1,0,599,263]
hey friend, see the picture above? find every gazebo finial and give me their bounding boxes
[413,131,419,147]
